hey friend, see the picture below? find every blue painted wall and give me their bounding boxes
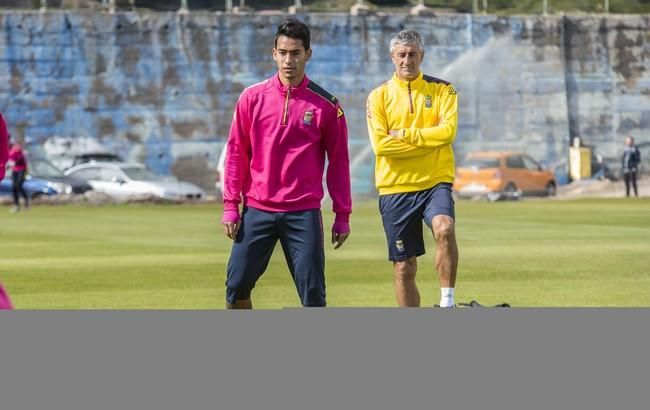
[1,11,648,192]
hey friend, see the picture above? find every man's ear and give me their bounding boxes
[306,48,312,61]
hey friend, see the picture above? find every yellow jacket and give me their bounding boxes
[367,72,458,195]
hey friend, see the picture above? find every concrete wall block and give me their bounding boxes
[0,11,647,187]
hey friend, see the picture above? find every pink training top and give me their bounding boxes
[224,74,351,222]
[0,113,8,180]
[0,282,13,310]
[9,143,27,172]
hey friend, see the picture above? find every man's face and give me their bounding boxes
[625,137,633,146]
[273,35,311,86]
[391,43,424,82]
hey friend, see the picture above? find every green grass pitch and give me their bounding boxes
[1,198,649,308]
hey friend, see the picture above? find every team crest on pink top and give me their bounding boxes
[303,111,314,126]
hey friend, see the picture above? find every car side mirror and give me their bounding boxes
[111,176,126,185]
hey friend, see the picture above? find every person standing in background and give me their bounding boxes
[622,136,641,197]
[7,134,29,213]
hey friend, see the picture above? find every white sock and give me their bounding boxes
[439,287,455,307]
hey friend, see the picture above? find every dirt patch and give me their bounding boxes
[0,191,219,207]
[556,177,650,199]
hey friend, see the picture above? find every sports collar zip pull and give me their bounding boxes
[407,82,414,114]
[282,86,291,126]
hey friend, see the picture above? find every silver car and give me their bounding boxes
[64,162,205,200]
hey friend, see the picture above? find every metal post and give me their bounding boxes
[604,0,609,13]
[543,0,548,15]
[482,0,487,15]
[473,0,478,14]
[225,0,232,12]
[240,0,245,8]
[295,0,302,8]
[40,0,47,12]
[179,0,189,13]
[108,0,115,14]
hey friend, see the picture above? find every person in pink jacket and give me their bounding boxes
[221,19,352,309]
[0,114,13,309]
[7,134,29,212]
[0,113,8,180]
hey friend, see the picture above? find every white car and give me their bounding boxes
[215,142,227,198]
[64,162,205,200]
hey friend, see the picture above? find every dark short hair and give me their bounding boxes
[275,19,310,51]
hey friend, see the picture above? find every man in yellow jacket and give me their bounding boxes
[367,30,459,308]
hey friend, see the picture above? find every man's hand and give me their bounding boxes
[222,210,241,240]
[389,129,403,139]
[331,221,350,249]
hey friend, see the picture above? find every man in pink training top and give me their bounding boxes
[221,19,352,309]
[0,113,13,309]
[0,112,8,180]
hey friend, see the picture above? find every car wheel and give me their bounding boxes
[545,182,556,197]
[503,183,521,200]
[486,192,501,202]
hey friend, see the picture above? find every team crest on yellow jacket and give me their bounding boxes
[425,95,432,108]
[303,111,313,126]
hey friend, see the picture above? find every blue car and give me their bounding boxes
[1,158,92,199]
[0,172,59,199]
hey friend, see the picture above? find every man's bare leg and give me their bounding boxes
[226,299,253,309]
[393,256,419,307]
[432,215,458,306]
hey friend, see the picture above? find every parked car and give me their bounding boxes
[64,162,205,200]
[69,152,123,169]
[454,151,556,201]
[1,158,92,199]
[28,158,93,194]
[1,170,59,199]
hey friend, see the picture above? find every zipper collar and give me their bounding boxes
[272,73,309,95]
[392,72,423,89]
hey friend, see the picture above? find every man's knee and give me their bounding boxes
[394,258,417,282]
[432,216,455,242]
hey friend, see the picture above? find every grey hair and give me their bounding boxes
[389,30,424,53]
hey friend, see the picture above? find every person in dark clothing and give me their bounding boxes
[622,136,641,197]
[7,135,29,212]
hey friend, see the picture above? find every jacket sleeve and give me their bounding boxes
[323,102,352,223]
[366,90,432,158]
[402,84,458,148]
[0,114,8,180]
[223,93,252,212]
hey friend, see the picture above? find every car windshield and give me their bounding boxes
[30,159,64,178]
[76,154,121,164]
[121,167,164,181]
[460,158,500,169]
